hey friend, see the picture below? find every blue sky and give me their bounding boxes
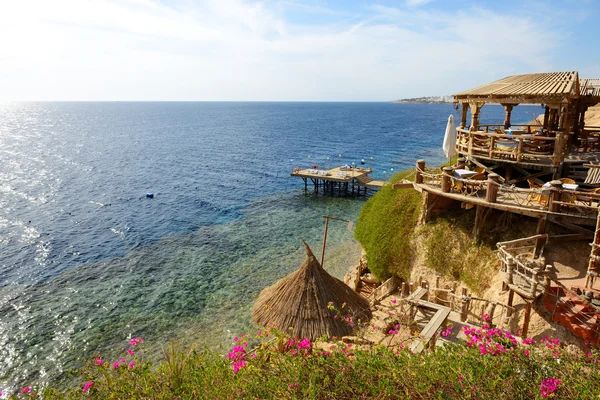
[0,0,598,101]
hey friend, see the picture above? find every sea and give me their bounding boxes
[0,101,539,391]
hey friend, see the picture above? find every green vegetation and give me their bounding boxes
[355,169,538,294]
[354,170,422,280]
[15,326,600,399]
[419,214,496,295]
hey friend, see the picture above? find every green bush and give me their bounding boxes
[354,170,422,281]
[23,326,600,400]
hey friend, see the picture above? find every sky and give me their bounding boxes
[0,0,599,101]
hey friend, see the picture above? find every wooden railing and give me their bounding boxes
[475,124,544,133]
[497,235,552,299]
[455,128,567,166]
[413,160,600,220]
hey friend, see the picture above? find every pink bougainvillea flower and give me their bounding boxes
[82,381,93,392]
[94,357,103,366]
[128,361,136,369]
[232,361,247,373]
[127,349,135,356]
[129,337,144,346]
[21,387,31,394]
[390,299,397,304]
[540,378,562,398]
[113,361,120,369]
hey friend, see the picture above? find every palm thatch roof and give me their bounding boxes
[251,240,372,340]
[453,72,581,104]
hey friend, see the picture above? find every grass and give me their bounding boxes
[354,170,422,281]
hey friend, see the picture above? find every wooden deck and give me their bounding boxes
[413,182,598,225]
[291,167,386,194]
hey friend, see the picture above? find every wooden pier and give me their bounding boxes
[291,167,386,195]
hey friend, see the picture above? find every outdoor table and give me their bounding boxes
[453,169,478,179]
[542,182,579,191]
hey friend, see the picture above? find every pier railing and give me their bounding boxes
[455,128,567,166]
[413,160,600,221]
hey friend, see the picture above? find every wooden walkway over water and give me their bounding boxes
[291,167,386,195]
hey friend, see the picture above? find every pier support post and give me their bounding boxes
[416,160,426,184]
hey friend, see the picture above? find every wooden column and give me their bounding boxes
[486,173,500,203]
[469,102,483,130]
[456,157,466,169]
[416,160,425,184]
[460,103,468,128]
[502,104,514,128]
[543,106,550,130]
[441,167,453,193]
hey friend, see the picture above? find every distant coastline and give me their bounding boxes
[393,95,452,104]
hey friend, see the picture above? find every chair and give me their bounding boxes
[559,178,576,185]
[527,180,547,206]
[577,187,600,206]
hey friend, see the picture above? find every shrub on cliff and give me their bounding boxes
[354,171,422,281]
[24,324,600,399]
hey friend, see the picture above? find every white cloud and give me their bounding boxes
[405,0,434,7]
[0,0,571,100]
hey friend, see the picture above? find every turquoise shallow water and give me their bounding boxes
[0,101,540,391]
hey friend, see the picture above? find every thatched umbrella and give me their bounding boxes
[252,239,372,340]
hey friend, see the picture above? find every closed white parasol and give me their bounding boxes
[442,114,456,159]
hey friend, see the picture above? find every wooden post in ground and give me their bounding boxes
[504,289,515,325]
[421,281,429,301]
[586,206,600,288]
[544,265,552,291]
[472,205,485,240]
[543,106,550,130]
[460,287,469,322]
[456,157,466,169]
[487,302,497,323]
[486,173,500,203]
[435,276,440,305]
[416,160,425,184]
[530,268,540,298]
[548,180,563,212]
[535,218,547,258]
[522,302,532,337]
[442,167,453,193]
[506,256,515,285]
